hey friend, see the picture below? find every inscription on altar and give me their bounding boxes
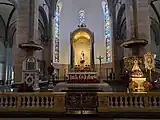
[68,72,97,80]
[66,72,99,83]
[69,74,97,80]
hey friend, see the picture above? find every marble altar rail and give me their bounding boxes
[98,92,160,112]
[0,92,160,116]
[0,92,66,113]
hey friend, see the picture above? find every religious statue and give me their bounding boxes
[144,52,155,71]
[129,59,149,93]
[144,52,155,81]
[64,69,68,80]
[80,51,84,61]
[80,51,85,64]
[131,60,144,78]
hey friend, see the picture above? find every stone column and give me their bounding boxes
[44,0,56,69]
[125,0,134,40]
[14,0,39,82]
[48,3,54,66]
[125,0,151,56]
[29,0,39,46]
[136,0,151,53]
[125,0,134,56]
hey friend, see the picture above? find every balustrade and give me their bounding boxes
[0,92,66,112]
[0,92,160,114]
[98,92,160,112]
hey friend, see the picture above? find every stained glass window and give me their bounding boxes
[79,10,86,26]
[102,1,112,63]
[54,2,62,63]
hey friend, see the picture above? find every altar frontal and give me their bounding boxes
[67,72,99,83]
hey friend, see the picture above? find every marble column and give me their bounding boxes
[14,0,39,82]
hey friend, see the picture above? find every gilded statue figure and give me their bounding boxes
[80,51,84,61]
[80,51,85,65]
[131,60,144,77]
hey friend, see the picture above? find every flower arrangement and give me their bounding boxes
[143,81,152,92]
[129,81,138,92]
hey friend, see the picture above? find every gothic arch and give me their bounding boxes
[150,17,160,45]
[39,6,49,40]
[70,27,94,69]
[71,28,94,43]
[116,4,126,40]
[119,18,126,40]
[0,14,5,54]
[0,15,5,43]
[8,21,16,48]
[150,1,160,23]
[7,0,18,8]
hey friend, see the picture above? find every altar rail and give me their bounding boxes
[0,92,160,114]
[98,92,160,112]
[0,92,66,112]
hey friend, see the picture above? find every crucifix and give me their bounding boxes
[97,56,104,79]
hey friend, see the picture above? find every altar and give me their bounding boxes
[55,26,109,91]
[66,72,99,83]
[54,82,111,92]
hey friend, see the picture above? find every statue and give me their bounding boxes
[131,60,144,77]
[144,52,155,71]
[130,59,150,92]
[144,52,155,81]
[80,51,85,65]
[80,51,84,61]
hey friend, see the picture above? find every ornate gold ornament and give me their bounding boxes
[143,81,152,92]
[144,52,155,81]
[129,59,149,92]
[129,81,138,92]
[144,52,155,71]
[131,60,144,78]
[123,56,143,71]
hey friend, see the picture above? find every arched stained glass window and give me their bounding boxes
[79,10,86,26]
[54,1,62,63]
[102,1,112,63]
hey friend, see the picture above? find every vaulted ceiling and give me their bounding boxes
[0,0,16,27]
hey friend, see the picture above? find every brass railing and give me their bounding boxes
[0,92,66,112]
[0,92,160,114]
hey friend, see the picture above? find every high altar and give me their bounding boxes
[67,26,100,83]
[55,26,109,91]
[70,27,94,71]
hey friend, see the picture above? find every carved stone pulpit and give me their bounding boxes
[22,57,40,91]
